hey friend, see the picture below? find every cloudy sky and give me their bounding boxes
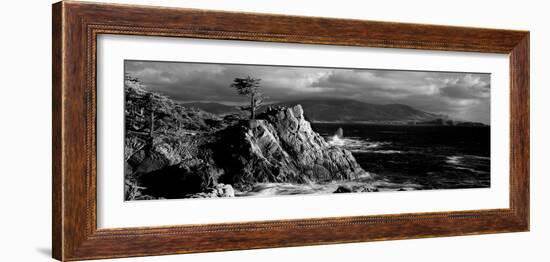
[125,60,490,124]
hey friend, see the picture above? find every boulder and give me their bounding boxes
[334,185,353,193]
[334,184,377,194]
[186,184,236,198]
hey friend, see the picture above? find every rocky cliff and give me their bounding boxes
[124,81,365,200]
[213,105,364,189]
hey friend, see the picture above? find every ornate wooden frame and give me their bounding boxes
[52,1,530,261]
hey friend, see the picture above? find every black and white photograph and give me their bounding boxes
[124,60,491,201]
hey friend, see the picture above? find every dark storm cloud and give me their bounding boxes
[125,60,491,123]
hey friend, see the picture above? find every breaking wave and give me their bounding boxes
[446,156,463,165]
[327,135,402,154]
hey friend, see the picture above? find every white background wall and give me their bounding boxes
[0,0,547,261]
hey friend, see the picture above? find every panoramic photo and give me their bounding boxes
[123,60,491,201]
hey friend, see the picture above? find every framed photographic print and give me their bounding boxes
[52,1,529,261]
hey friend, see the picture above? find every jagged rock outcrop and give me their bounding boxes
[214,105,365,189]
[125,133,224,200]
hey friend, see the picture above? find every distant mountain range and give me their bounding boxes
[273,99,446,122]
[182,99,447,123]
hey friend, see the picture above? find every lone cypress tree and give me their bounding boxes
[230,76,264,119]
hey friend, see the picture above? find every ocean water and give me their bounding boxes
[237,123,490,197]
[312,123,491,190]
